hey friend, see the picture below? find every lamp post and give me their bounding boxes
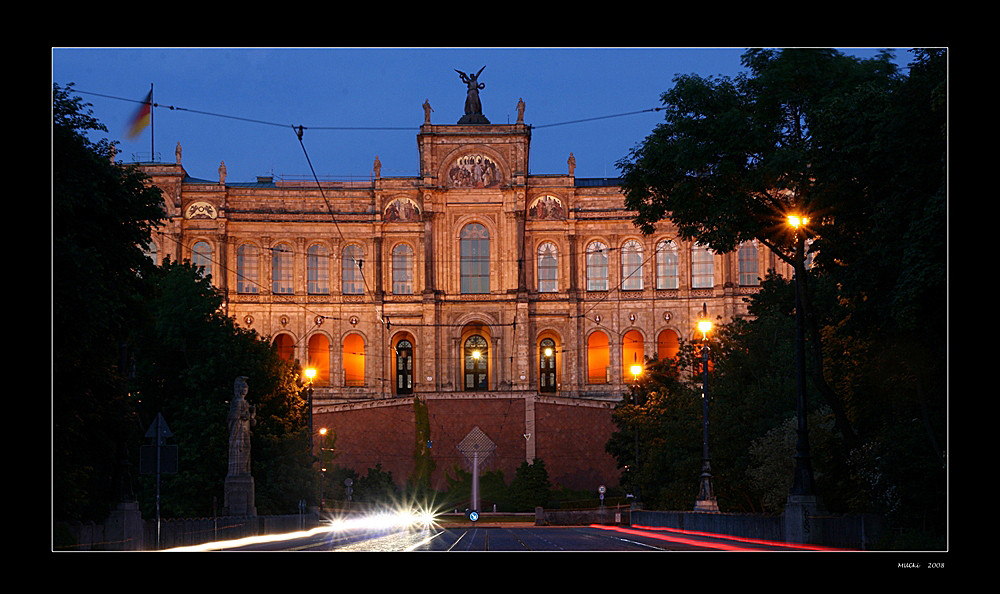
[786,216,818,500]
[629,361,643,508]
[694,303,719,512]
[784,214,823,543]
[304,366,317,512]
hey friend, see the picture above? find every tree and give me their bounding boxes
[53,83,165,521]
[508,458,552,512]
[618,49,907,451]
[131,258,312,517]
[617,49,946,541]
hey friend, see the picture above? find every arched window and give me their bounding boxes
[621,240,644,291]
[343,334,365,386]
[272,243,294,294]
[738,241,759,286]
[656,240,679,289]
[192,241,212,278]
[307,244,330,294]
[273,333,295,362]
[539,337,557,392]
[460,223,490,294]
[307,333,330,383]
[587,331,610,384]
[464,334,489,390]
[342,244,364,295]
[623,329,644,381]
[691,243,714,289]
[144,240,158,265]
[396,339,413,394]
[237,244,259,294]
[537,242,558,292]
[392,243,414,295]
[657,329,680,361]
[586,241,608,291]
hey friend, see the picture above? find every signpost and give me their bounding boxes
[140,413,177,549]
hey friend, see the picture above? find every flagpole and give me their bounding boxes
[150,83,154,161]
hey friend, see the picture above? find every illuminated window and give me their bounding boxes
[587,331,610,384]
[273,333,294,362]
[537,242,558,292]
[272,243,294,294]
[622,329,644,380]
[657,329,680,361]
[307,244,330,294]
[237,244,259,294]
[192,241,212,278]
[464,334,489,390]
[738,241,759,286]
[343,333,365,386]
[586,241,608,291]
[656,240,678,289]
[307,333,330,383]
[342,244,364,295]
[460,224,490,294]
[392,243,414,295]
[621,240,643,291]
[691,243,714,289]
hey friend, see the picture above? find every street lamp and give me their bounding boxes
[694,303,719,512]
[785,215,820,505]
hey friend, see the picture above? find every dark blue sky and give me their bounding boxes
[52,47,905,183]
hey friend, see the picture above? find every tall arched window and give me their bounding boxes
[273,333,295,362]
[738,241,759,286]
[587,331,610,384]
[392,243,414,295]
[192,241,212,278]
[691,243,714,289]
[621,240,644,291]
[272,243,294,294]
[537,242,558,292]
[307,244,330,294]
[460,223,490,294]
[539,337,557,392]
[237,243,259,294]
[342,244,364,295]
[656,240,679,289]
[657,329,680,361]
[307,333,330,383]
[343,333,365,386]
[623,329,644,381]
[586,241,608,291]
[464,334,489,390]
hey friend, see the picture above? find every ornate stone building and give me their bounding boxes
[135,97,790,493]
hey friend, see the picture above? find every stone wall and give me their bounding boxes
[313,392,621,493]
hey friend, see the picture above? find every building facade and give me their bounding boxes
[136,103,789,492]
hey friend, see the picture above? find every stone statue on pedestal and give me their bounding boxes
[224,376,257,516]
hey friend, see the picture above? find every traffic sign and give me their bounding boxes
[469,511,479,522]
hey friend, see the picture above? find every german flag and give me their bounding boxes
[127,90,152,138]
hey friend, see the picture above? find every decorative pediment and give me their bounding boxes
[446,153,503,188]
[185,200,218,219]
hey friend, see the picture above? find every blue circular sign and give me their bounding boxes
[469,511,479,522]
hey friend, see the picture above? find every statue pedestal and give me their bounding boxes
[224,474,256,516]
[784,494,825,544]
[458,114,490,125]
[105,501,144,550]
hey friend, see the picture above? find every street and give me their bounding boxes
[168,522,830,552]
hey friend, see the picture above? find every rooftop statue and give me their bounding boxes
[456,66,490,124]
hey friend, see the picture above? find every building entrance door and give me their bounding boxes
[464,334,488,391]
[539,338,556,392]
[396,340,413,394]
